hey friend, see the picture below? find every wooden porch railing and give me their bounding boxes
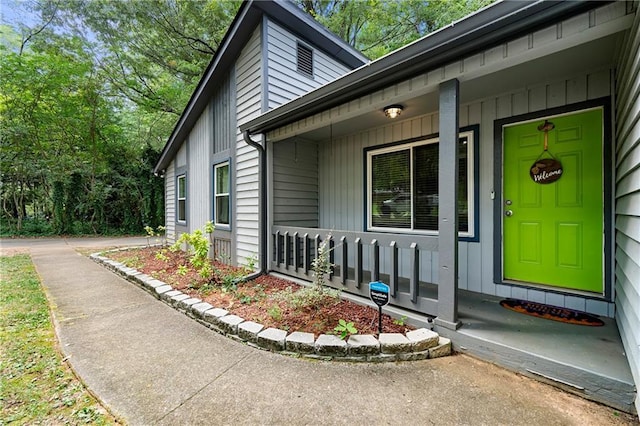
[271,226,440,317]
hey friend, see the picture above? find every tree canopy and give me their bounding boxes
[0,0,492,236]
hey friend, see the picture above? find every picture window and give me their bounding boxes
[366,128,477,238]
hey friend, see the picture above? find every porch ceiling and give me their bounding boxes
[281,32,623,144]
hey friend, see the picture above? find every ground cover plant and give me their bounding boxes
[0,254,116,425]
[106,246,411,338]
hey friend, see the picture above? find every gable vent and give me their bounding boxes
[297,43,313,78]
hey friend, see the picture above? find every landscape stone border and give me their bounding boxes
[90,249,451,362]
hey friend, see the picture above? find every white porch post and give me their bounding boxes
[435,78,462,330]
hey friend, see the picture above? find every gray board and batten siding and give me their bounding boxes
[614,4,640,414]
[163,14,359,265]
[166,73,236,261]
[266,2,635,318]
[210,71,236,261]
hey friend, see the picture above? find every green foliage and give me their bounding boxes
[170,222,215,278]
[334,319,357,340]
[0,0,492,237]
[244,253,258,272]
[0,20,165,236]
[393,316,408,326]
[0,217,54,237]
[268,305,283,322]
[154,249,170,262]
[176,265,188,276]
[0,254,114,424]
[296,0,494,60]
[311,234,334,291]
[271,285,340,311]
[145,224,166,246]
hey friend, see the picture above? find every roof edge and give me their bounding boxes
[240,0,607,135]
[154,0,368,174]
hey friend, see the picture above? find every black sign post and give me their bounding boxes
[369,281,390,335]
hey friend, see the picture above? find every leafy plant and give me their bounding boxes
[268,306,283,321]
[244,253,258,273]
[156,225,166,246]
[176,265,188,276]
[221,273,240,292]
[393,316,408,326]
[144,225,155,246]
[154,250,170,262]
[170,222,215,278]
[271,285,340,310]
[334,319,357,340]
[311,234,334,291]
[116,254,142,270]
[239,295,254,304]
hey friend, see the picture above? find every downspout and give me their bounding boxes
[241,130,267,281]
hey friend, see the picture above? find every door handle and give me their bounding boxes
[505,210,513,217]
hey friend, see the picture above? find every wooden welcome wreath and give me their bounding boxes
[529,120,563,184]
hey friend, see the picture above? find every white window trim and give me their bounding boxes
[177,174,187,223]
[213,161,230,228]
[366,129,475,238]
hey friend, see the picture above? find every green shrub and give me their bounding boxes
[334,319,357,340]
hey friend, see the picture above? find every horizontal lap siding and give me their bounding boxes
[614,4,640,414]
[235,27,262,264]
[165,162,176,242]
[266,20,351,110]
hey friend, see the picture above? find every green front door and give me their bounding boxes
[502,108,604,293]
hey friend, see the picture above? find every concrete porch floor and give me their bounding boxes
[436,290,637,414]
[263,270,637,414]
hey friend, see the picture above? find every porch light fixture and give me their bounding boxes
[384,104,403,119]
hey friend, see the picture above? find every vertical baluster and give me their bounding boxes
[355,237,363,288]
[284,231,290,270]
[371,239,379,282]
[313,234,320,278]
[340,236,348,285]
[275,230,282,266]
[390,241,398,297]
[303,233,310,275]
[293,232,300,272]
[328,235,334,280]
[272,233,276,265]
[410,242,419,303]
[314,234,320,261]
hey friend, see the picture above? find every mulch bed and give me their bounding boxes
[107,247,412,337]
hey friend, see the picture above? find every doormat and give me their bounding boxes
[499,299,604,326]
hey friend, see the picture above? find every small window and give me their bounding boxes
[177,174,187,223]
[214,162,230,226]
[297,43,313,78]
[366,128,477,238]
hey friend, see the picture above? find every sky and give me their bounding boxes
[1,0,36,28]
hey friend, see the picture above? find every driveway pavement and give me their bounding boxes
[1,237,636,425]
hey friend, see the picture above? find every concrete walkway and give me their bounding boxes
[2,237,635,425]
